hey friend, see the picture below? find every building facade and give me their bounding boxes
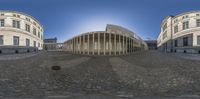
[145,40,157,50]
[0,11,44,54]
[157,11,200,53]
[64,24,148,56]
[44,38,64,51]
[44,38,57,51]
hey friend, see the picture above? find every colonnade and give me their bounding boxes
[65,32,138,55]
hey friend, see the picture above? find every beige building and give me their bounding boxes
[64,24,148,56]
[0,11,44,54]
[157,11,200,53]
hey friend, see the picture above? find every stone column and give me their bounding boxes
[128,37,130,54]
[88,34,90,55]
[74,38,76,54]
[98,33,100,55]
[93,33,95,55]
[76,37,78,54]
[119,34,121,55]
[109,33,111,55]
[126,36,128,54]
[131,38,133,54]
[114,33,116,55]
[104,33,106,55]
[73,38,75,53]
[83,35,85,54]
[79,36,82,54]
[123,35,125,55]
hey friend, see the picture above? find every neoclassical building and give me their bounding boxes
[64,24,148,56]
[0,11,44,54]
[158,11,200,53]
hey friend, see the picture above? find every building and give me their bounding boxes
[44,38,64,51]
[44,38,57,51]
[145,40,157,50]
[157,11,200,54]
[0,11,44,54]
[64,24,148,56]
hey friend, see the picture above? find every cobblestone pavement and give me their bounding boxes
[0,52,39,60]
[0,51,200,98]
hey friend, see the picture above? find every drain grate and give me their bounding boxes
[51,66,61,70]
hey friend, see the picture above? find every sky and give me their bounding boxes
[0,0,200,42]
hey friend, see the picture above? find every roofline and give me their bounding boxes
[0,10,44,30]
[173,10,200,19]
[161,15,174,27]
[161,10,200,26]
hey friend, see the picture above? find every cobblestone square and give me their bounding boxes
[0,51,200,98]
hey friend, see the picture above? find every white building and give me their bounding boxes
[64,24,148,56]
[157,11,200,53]
[0,11,44,54]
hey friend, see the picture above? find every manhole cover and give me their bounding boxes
[51,66,61,70]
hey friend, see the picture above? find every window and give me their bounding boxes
[174,40,178,47]
[38,42,40,47]
[174,25,178,33]
[174,19,178,23]
[162,31,167,40]
[13,36,19,45]
[26,39,30,47]
[13,14,16,17]
[197,36,200,45]
[26,17,30,22]
[183,37,188,46]
[41,34,43,39]
[25,24,30,32]
[162,23,167,32]
[197,14,200,16]
[0,19,4,27]
[197,19,200,27]
[13,20,20,28]
[183,21,189,30]
[38,32,40,38]
[17,15,20,18]
[33,22,36,26]
[0,35,3,45]
[33,27,36,35]
[34,41,36,47]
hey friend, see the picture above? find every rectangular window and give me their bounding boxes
[38,32,40,38]
[197,36,200,45]
[13,36,19,45]
[174,25,178,33]
[174,40,178,47]
[0,19,4,27]
[34,41,36,47]
[33,27,36,35]
[162,23,167,32]
[41,34,43,39]
[183,21,189,30]
[197,19,200,27]
[26,39,30,47]
[25,24,30,32]
[13,20,20,28]
[183,37,188,46]
[162,31,167,40]
[0,35,3,45]
[38,42,40,47]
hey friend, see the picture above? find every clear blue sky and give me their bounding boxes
[0,0,200,42]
